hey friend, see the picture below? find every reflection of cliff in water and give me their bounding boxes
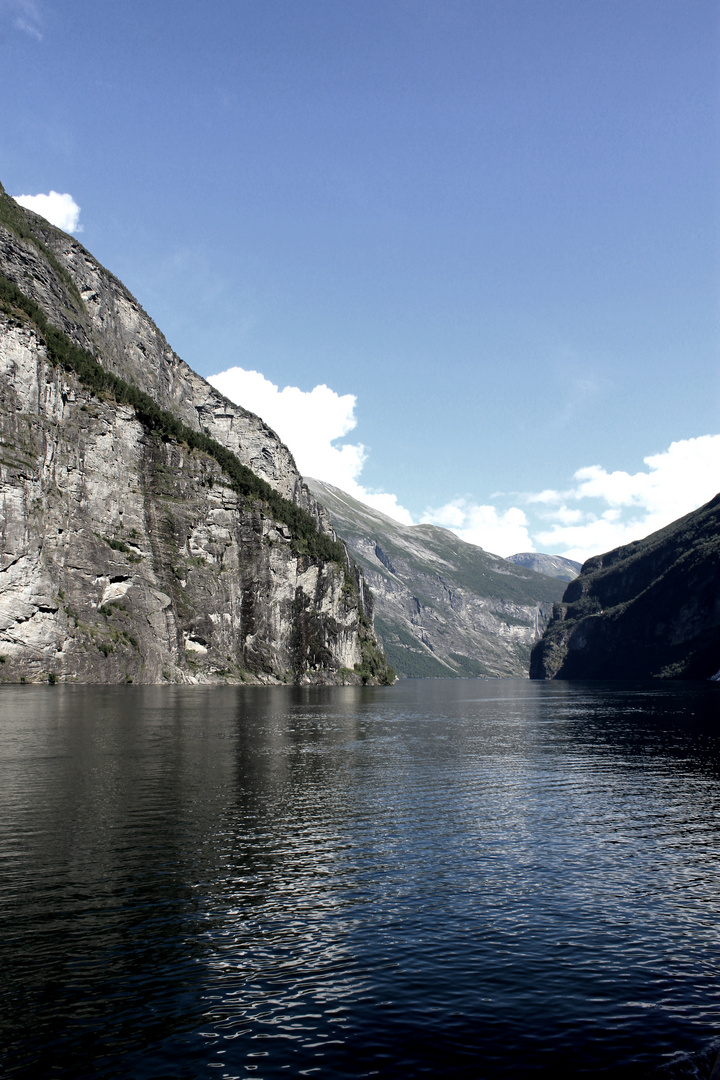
[535,679,720,779]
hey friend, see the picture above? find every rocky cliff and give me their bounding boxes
[529,494,720,680]
[306,479,566,677]
[0,183,390,685]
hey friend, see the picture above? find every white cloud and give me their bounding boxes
[531,435,720,563]
[13,191,82,233]
[206,364,720,563]
[208,365,414,524]
[421,436,720,561]
[550,506,584,526]
[422,500,534,558]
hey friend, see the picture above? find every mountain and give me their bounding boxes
[305,479,566,678]
[0,183,391,685]
[530,494,720,681]
[505,552,581,581]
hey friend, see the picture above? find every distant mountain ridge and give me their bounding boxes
[530,493,720,680]
[506,552,581,581]
[306,479,566,678]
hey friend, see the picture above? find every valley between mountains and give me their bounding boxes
[306,479,568,678]
[1,179,717,685]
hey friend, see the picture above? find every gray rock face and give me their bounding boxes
[0,188,385,684]
[0,217,321,512]
[306,479,566,678]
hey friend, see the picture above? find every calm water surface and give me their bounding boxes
[0,679,719,1079]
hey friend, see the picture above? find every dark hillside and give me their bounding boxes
[530,495,720,680]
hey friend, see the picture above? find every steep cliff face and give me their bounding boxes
[306,479,565,678]
[0,185,388,684]
[0,186,324,518]
[530,494,720,681]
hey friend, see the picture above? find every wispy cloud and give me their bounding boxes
[208,366,414,524]
[13,190,83,233]
[1,0,42,40]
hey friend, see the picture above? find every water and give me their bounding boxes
[0,679,719,1079]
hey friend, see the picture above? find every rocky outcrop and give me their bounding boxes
[505,552,581,582]
[0,184,389,685]
[529,494,720,680]
[306,479,566,678]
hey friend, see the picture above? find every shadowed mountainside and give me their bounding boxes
[530,494,720,681]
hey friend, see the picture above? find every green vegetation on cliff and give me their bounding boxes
[0,273,345,567]
[0,182,83,306]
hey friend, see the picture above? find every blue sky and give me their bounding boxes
[2,0,718,559]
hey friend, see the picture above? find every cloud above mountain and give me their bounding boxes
[13,191,82,233]
[527,434,720,562]
[423,435,720,562]
[208,366,413,524]
[421,501,534,557]
[209,364,719,562]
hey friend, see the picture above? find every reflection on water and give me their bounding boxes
[0,680,719,1078]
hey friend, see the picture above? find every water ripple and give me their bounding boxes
[0,680,719,1077]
